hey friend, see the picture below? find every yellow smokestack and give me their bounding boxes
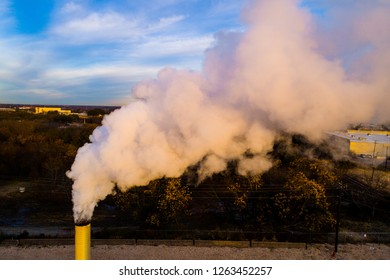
[75,223,91,260]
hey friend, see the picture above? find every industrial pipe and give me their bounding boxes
[75,223,91,260]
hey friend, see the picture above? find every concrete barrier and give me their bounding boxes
[18,239,137,246]
[251,241,306,249]
[19,239,73,246]
[195,240,250,248]
[92,239,136,246]
[136,239,193,246]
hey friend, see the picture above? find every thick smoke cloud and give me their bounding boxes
[67,0,390,223]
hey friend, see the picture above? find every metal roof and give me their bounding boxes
[328,131,390,144]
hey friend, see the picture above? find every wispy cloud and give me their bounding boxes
[131,35,214,57]
[50,2,187,45]
[0,0,245,105]
[150,15,186,31]
[42,64,160,85]
[51,11,141,43]
[0,0,14,32]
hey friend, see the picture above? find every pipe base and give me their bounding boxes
[75,224,90,260]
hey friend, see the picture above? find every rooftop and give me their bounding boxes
[329,130,390,144]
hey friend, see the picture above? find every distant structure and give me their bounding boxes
[35,107,72,115]
[0,107,16,112]
[329,130,390,158]
[18,106,33,111]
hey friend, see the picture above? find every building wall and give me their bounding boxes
[350,141,375,156]
[60,109,72,115]
[329,130,390,158]
[350,141,390,158]
[328,134,351,156]
[35,107,71,115]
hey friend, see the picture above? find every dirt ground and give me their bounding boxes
[0,243,389,260]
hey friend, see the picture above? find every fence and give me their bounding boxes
[1,228,389,247]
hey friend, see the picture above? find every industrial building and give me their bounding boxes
[329,130,390,158]
[35,107,72,115]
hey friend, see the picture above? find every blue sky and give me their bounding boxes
[0,0,248,105]
[1,0,378,106]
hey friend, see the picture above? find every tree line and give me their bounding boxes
[0,111,98,182]
[111,135,340,235]
[1,110,388,238]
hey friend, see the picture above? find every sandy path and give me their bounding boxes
[0,243,389,260]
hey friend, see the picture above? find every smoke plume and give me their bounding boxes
[67,0,390,224]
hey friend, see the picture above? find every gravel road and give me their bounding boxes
[1,243,389,260]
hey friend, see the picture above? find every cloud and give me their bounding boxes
[12,88,65,98]
[50,11,140,43]
[208,0,248,18]
[151,15,186,31]
[0,37,48,91]
[50,3,186,45]
[1,0,245,105]
[59,1,83,14]
[42,64,160,85]
[131,35,214,58]
[0,0,14,32]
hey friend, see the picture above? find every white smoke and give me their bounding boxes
[67,0,390,223]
